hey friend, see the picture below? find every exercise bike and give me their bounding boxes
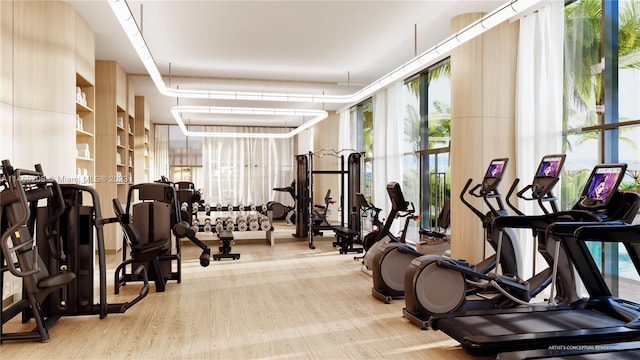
[270,180,296,225]
[360,183,421,277]
[356,193,384,252]
[310,189,335,236]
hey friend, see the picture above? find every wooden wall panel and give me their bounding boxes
[134,96,149,183]
[450,13,484,120]
[76,13,95,85]
[449,13,485,264]
[12,1,75,114]
[449,14,518,263]
[12,107,75,179]
[0,103,12,161]
[115,63,127,110]
[1,0,12,105]
[483,22,519,119]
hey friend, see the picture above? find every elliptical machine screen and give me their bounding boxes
[481,158,508,193]
[536,155,564,177]
[579,164,626,208]
[531,154,566,196]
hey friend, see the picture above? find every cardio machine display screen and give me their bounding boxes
[486,160,506,178]
[579,164,627,208]
[536,155,565,178]
[481,158,508,193]
[586,167,623,201]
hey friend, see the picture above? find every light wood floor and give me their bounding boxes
[1,228,484,360]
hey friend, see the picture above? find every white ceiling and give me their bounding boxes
[65,0,505,128]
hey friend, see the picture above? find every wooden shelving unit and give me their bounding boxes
[75,74,95,185]
[126,78,135,186]
[95,60,134,251]
[135,96,152,183]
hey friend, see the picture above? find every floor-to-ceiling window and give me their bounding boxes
[403,61,451,232]
[356,99,374,201]
[168,125,203,186]
[563,0,640,300]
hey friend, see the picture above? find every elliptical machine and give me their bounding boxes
[357,193,384,252]
[370,159,515,304]
[402,155,566,329]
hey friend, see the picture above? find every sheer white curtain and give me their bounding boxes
[372,81,404,222]
[201,126,294,207]
[154,125,169,180]
[516,1,563,204]
[338,110,351,151]
[516,1,564,277]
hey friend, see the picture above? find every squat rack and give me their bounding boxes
[294,149,362,249]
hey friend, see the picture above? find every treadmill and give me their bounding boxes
[429,163,640,356]
[496,222,640,360]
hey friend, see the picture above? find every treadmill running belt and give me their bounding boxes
[435,309,637,356]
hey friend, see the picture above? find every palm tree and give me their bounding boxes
[561,0,640,209]
[563,0,640,136]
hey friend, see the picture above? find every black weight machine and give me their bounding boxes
[154,179,213,266]
[294,150,362,250]
[0,160,148,343]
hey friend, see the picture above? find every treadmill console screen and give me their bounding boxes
[481,158,508,193]
[531,154,566,196]
[579,164,627,208]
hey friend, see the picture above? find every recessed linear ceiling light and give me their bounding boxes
[172,106,328,139]
[108,0,543,137]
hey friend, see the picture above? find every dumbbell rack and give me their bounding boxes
[182,203,276,246]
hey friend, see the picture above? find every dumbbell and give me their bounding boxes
[249,202,256,211]
[259,215,271,231]
[204,203,211,213]
[236,215,247,231]
[192,202,199,214]
[216,203,222,212]
[225,217,235,231]
[203,218,212,233]
[215,218,224,233]
[237,203,244,212]
[247,215,260,231]
[181,202,189,212]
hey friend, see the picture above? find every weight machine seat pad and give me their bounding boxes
[334,226,357,236]
[138,238,170,254]
[38,272,76,289]
[218,230,234,240]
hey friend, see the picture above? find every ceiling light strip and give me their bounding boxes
[109,0,542,107]
[171,106,328,139]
